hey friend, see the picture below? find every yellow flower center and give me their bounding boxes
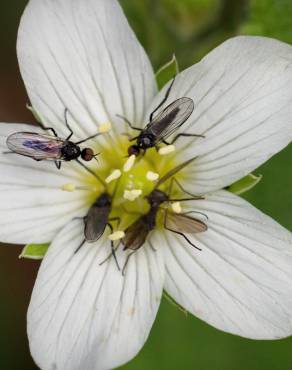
[64,134,185,231]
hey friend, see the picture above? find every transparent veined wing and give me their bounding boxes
[144,97,194,143]
[165,211,207,234]
[6,132,64,160]
[122,216,150,250]
[84,205,111,242]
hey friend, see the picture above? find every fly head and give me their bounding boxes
[81,148,94,162]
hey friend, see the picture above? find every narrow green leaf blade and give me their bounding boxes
[19,243,50,260]
[155,54,179,90]
[228,173,263,195]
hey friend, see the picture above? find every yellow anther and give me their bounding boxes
[99,122,112,133]
[123,155,136,172]
[105,169,122,184]
[61,183,97,192]
[123,189,142,201]
[61,183,76,192]
[172,202,182,214]
[108,230,125,241]
[146,171,159,181]
[159,145,176,156]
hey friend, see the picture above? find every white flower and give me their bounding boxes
[1,0,292,369]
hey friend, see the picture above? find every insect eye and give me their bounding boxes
[128,146,139,156]
[81,148,94,161]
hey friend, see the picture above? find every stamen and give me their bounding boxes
[146,171,159,181]
[123,154,136,172]
[99,122,112,133]
[159,145,176,156]
[61,183,97,192]
[108,230,125,241]
[172,202,182,214]
[123,189,142,201]
[105,169,122,184]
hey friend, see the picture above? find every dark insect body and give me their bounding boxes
[118,78,204,157]
[121,157,208,272]
[75,192,120,269]
[5,109,100,170]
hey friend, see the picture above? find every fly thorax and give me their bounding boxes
[137,133,155,149]
[95,193,111,207]
[62,142,81,160]
[146,189,169,208]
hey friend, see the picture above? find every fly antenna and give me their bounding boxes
[155,156,197,189]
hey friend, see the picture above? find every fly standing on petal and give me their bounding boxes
[5,108,101,171]
[118,77,205,157]
[0,0,292,369]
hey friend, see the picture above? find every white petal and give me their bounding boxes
[28,221,164,370]
[163,190,292,339]
[17,0,156,141]
[0,123,88,244]
[148,36,292,193]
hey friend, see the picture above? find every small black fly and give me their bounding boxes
[75,192,120,270]
[118,78,204,157]
[5,109,100,170]
[121,157,208,273]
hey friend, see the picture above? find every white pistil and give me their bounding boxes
[99,122,112,133]
[123,155,136,172]
[146,171,159,181]
[108,230,125,241]
[123,189,142,201]
[105,169,122,184]
[172,202,182,214]
[159,145,176,156]
[61,183,97,192]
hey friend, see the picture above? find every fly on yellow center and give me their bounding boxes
[64,135,184,230]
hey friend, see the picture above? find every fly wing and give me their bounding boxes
[165,212,207,234]
[84,205,111,242]
[122,216,149,250]
[6,132,64,160]
[144,97,194,143]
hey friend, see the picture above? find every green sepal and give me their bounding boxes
[19,243,50,260]
[155,54,179,90]
[227,173,262,195]
[163,290,188,316]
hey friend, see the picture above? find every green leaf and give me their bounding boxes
[227,173,263,195]
[163,290,188,316]
[155,54,179,90]
[19,243,50,260]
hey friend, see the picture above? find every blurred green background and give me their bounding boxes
[1,0,292,369]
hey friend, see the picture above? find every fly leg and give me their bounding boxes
[163,210,201,251]
[149,77,175,122]
[168,178,203,200]
[64,108,74,141]
[122,251,136,276]
[54,160,62,170]
[117,114,142,132]
[41,126,58,137]
[183,210,209,220]
[98,219,121,270]
[74,239,86,254]
[170,132,205,144]
[148,239,157,252]
[106,223,121,271]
